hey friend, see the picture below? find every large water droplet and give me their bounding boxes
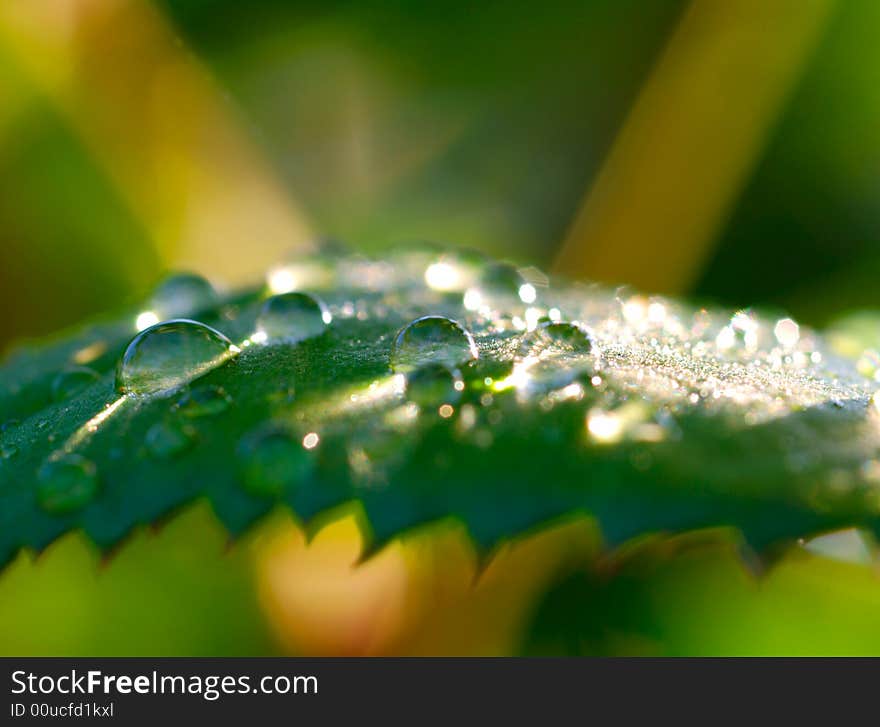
[51,366,101,401]
[174,385,231,417]
[116,319,238,395]
[37,455,99,514]
[150,273,217,318]
[145,419,195,459]
[390,316,478,373]
[255,292,331,343]
[405,363,463,407]
[237,426,314,497]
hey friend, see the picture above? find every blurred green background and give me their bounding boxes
[4,0,880,655]
[7,0,880,352]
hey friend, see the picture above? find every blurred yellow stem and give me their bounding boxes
[0,0,314,283]
[554,0,835,293]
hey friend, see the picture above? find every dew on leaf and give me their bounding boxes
[255,292,331,344]
[145,419,195,459]
[465,262,535,312]
[390,315,478,373]
[774,318,800,348]
[51,366,101,401]
[1,443,18,460]
[149,272,218,318]
[174,385,231,417]
[116,319,238,396]
[237,426,314,497]
[405,363,463,408]
[506,322,595,394]
[36,455,99,514]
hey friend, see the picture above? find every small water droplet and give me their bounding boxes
[145,419,195,459]
[237,426,314,497]
[116,319,238,395]
[37,455,99,513]
[518,322,593,359]
[510,322,595,393]
[465,263,534,311]
[51,366,101,401]
[150,273,217,318]
[255,292,331,343]
[174,385,231,417]
[390,316,478,372]
[405,363,463,407]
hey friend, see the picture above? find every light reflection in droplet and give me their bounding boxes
[424,261,462,291]
[302,432,320,449]
[136,311,160,331]
[518,283,537,304]
[774,318,800,347]
[587,410,624,443]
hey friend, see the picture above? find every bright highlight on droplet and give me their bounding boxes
[518,283,537,304]
[267,267,298,295]
[647,302,666,325]
[716,326,736,350]
[463,289,483,311]
[587,410,625,443]
[424,261,462,291]
[302,432,320,449]
[136,311,160,331]
[438,404,454,418]
[622,297,647,325]
[774,318,800,347]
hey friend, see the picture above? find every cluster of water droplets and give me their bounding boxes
[21,243,880,515]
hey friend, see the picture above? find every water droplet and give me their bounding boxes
[145,419,195,459]
[717,310,761,351]
[509,322,595,393]
[37,455,99,514]
[390,316,478,373]
[174,385,231,417]
[518,322,593,359]
[237,426,314,497]
[405,363,463,407]
[150,273,217,318]
[51,366,101,401]
[116,319,238,395]
[255,292,331,343]
[774,318,800,348]
[465,263,535,311]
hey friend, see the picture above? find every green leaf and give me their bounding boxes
[1,249,879,568]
